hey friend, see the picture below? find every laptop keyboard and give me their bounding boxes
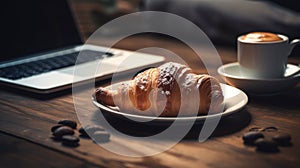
[0,50,114,80]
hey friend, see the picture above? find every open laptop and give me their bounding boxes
[0,0,164,94]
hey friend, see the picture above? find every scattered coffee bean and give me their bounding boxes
[51,120,111,146]
[51,124,63,133]
[262,126,278,132]
[62,135,80,147]
[79,125,105,137]
[53,126,74,139]
[242,125,293,153]
[249,127,263,132]
[79,127,89,138]
[243,132,264,145]
[272,133,292,146]
[255,138,279,153]
[79,127,87,135]
[58,119,77,129]
[93,131,110,143]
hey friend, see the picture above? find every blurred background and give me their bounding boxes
[70,0,300,46]
[70,0,140,41]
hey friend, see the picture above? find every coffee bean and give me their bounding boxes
[79,125,105,137]
[51,124,63,133]
[53,126,74,139]
[92,131,110,143]
[243,132,264,145]
[79,127,87,135]
[79,127,90,138]
[62,135,80,147]
[262,126,278,132]
[272,133,292,146]
[249,127,263,132]
[255,138,279,153]
[58,119,77,129]
[62,135,80,143]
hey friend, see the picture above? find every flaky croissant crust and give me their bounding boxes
[95,62,224,117]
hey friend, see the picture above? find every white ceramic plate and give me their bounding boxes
[92,82,248,125]
[218,63,300,95]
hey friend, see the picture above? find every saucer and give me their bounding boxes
[217,63,300,95]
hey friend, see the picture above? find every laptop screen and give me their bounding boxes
[0,0,82,63]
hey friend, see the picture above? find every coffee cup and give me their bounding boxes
[237,32,300,79]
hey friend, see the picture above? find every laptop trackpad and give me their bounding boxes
[59,62,124,77]
[18,72,76,90]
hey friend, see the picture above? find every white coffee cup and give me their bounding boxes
[238,32,300,79]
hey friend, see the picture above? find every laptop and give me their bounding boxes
[0,0,164,94]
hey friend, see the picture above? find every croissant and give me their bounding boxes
[95,62,224,117]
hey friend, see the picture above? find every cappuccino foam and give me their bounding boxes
[240,32,283,42]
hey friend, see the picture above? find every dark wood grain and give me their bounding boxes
[0,131,100,168]
[1,1,300,168]
[1,34,299,167]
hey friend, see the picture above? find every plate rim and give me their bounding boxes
[92,82,248,122]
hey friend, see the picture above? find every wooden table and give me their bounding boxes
[1,34,299,168]
[1,1,300,167]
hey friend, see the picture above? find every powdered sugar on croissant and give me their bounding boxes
[95,62,224,117]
